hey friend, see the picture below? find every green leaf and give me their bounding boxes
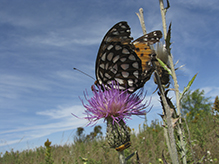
[179,73,198,101]
[165,23,172,52]
[157,58,172,76]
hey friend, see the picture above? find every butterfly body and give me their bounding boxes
[95,21,162,92]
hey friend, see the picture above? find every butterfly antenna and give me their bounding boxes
[73,68,95,80]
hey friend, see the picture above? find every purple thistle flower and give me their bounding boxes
[80,81,151,126]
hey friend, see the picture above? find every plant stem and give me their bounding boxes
[136,6,179,164]
[159,0,187,163]
[152,60,179,164]
[136,8,147,34]
[118,151,126,164]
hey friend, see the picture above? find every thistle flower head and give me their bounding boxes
[80,81,150,126]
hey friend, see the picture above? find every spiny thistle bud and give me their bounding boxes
[106,117,131,151]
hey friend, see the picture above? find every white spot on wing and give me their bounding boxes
[112,28,116,31]
[128,54,136,61]
[105,73,111,79]
[113,55,120,63]
[128,87,135,92]
[99,71,103,78]
[121,64,129,70]
[133,71,139,78]
[99,64,104,69]
[107,45,114,50]
[105,63,109,69]
[115,45,122,50]
[119,86,126,90]
[112,31,119,35]
[112,64,118,72]
[122,71,129,78]
[132,62,139,69]
[107,52,113,61]
[111,68,117,74]
[101,53,106,61]
[122,48,130,54]
[105,37,112,43]
[121,25,126,29]
[128,79,134,86]
[98,78,102,84]
[107,81,112,85]
[115,78,124,85]
[120,58,127,62]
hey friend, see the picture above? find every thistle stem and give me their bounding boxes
[137,6,179,164]
[152,60,179,164]
[159,0,187,163]
[118,151,126,164]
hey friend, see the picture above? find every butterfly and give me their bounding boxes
[95,21,162,93]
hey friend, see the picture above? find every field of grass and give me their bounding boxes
[1,112,218,164]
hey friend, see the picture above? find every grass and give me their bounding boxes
[0,114,218,164]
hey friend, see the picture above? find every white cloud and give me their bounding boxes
[23,31,101,48]
[0,105,87,147]
[201,86,219,100]
[0,74,50,91]
[36,105,84,119]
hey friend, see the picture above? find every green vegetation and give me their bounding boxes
[181,89,212,121]
[1,91,218,164]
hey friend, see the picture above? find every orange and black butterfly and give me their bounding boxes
[95,21,163,93]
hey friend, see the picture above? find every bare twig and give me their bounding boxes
[159,0,167,39]
[136,8,147,34]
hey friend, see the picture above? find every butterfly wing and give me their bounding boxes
[133,30,162,45]
[98,21,133,49]
[96,21,145,92]
[96,21,132,85]
[96,41,144,92]
[95,21,163,92]
[132,30,162,83]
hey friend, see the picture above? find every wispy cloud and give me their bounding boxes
[36,105,84,119]
[0,104,87,147]
[201,86,219,100]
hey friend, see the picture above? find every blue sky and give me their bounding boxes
[1,0,219,153]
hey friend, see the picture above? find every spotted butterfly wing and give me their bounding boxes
[133,30,162,73]
[133,30,162,45]
[95,21,162,92]
[98,21,133,46]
